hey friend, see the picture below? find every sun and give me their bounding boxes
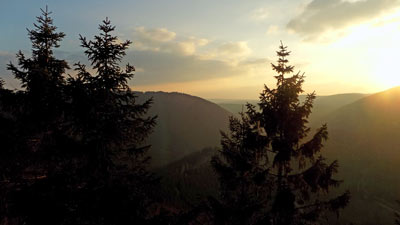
[371,12,400,90]
[367,22,400,90]
[372,49,400,90]
[363,11,400,90]
[328,8,400,91]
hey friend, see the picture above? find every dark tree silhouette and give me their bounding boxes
[1,8,157,225]
[1,7,71,225]
[8,6,68,123]
[209,42,350,225]
[62,17,157,224]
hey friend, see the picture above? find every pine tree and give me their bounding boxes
[1,7,71,224]
[5,6,69,154]
[1,9,157,225]
[7,6,69,123]
[210,42,350,225]
[3,6,69,188]
[62,18,157,224]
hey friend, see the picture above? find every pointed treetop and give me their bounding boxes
[7,7,69,91]
[98,17,115,36]
[271,41,294,82]
[28,6,65,60]
[77,18,134,90]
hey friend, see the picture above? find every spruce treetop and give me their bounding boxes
[77,18,134,91]
[8,6,68,91]
[29,6,65,61]
[272,41,294,82]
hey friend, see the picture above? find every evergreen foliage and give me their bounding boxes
[0,8,156,225]
[209,42,350,225]
[62,17,157,224]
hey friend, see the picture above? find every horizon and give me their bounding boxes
[1,0,400,99]
[137,89,375,101]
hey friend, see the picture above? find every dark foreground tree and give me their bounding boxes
[209,42,350,225]
[1,8,70,224]
[1,8,157,225]
[62,17,157,224]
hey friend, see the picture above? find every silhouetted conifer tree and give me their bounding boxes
[8,6,68,123]
[1,7,71,224]
[63,17,157,224]
[1,8,157,225]
[209,42,350,225]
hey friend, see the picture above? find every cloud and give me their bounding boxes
[122,28,260,87]
[0,27,260,94]
[176,41,196,55]
[287,0,400,40]
[266,25,280,35]
[135,27,176,42]
[250,8,269,21]
[239,58,269,66]
[132,27,209,57]
[132,26,252,66]
[217,42,251,57]
[199,41,252,64]
[128,50,272,99]
[126,50,250,86]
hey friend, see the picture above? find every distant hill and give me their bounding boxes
[213,93,367,125]
[157,90,400,224]
[310,93,368,125]
[138,89,400,224]
[323,87,400,182]
[318,87,400,225]
[136,92,231,167]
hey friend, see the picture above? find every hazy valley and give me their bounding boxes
[144,89,400,224]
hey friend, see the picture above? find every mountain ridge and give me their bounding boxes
[135,91,231,167]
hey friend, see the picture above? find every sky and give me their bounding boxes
[1,0,400,99]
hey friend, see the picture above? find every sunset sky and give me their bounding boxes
[1,0,400,99]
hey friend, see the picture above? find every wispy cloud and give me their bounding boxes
[266,25,280,35]
[129,50,250,85]
[135,27,176,42]
[131,26,254,65]
[198,41,252,65]
[250,8,269,21]
[132,26,209,56]
[287,0,400,41]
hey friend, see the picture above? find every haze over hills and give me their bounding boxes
[139,91,372,170]
[212,93,368,125]
[135,92,231,167]
[151,88,400,224]
[132,88,400,224]
[323,86,400,179]
[136,92,368,168]
[301,87,400,224]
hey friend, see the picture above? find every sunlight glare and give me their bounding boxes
[331,9,400,90]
